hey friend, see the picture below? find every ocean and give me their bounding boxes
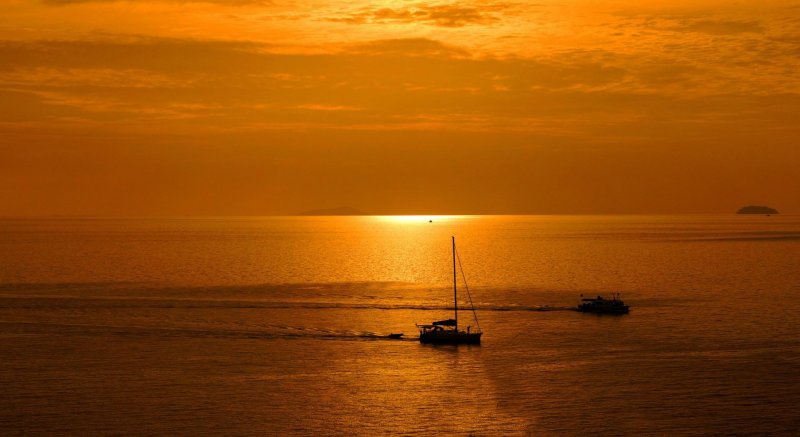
[1,215,799,435]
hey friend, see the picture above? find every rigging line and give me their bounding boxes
[455,246,482,333]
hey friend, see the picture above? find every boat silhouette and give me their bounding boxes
[577,293,630,314]
[417,237,482,345]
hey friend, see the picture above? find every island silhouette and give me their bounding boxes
[737,205,779,215]
[297,206,367,216]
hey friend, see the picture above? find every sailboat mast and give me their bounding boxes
[452,236,458,329]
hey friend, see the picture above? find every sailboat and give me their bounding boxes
[417,237,482,345]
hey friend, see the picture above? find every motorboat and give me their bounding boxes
[577,293,630,314]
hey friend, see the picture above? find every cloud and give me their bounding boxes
[296,104,363,111]
[0,67,192,88]
[0,36,268,74]
[40,0,272,5]
[0,35,798,142]
[327,2,513,28]
[344,38,470,57]
[675,19,765,35]
[0,36,620,133]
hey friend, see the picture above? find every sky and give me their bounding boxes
[1,0,799,215]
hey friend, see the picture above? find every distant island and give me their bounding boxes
[297,207,368,216]
[736,205,778,215]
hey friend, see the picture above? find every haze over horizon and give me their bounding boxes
[2,0,799,216]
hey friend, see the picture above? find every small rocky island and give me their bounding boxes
[298,206,367,216]
[736,205,778,215]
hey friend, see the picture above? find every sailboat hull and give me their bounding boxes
[419,331,481,345]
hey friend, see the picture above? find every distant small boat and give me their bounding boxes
[387,333,404,339]
[417,237,482,345]
[577,293,630,314]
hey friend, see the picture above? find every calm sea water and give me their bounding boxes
[1,215,799,435]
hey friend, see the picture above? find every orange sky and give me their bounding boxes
[1,0,799,215]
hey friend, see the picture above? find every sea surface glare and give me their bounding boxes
[1,215,799,435]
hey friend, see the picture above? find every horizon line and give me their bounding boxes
[0,212,792,219]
